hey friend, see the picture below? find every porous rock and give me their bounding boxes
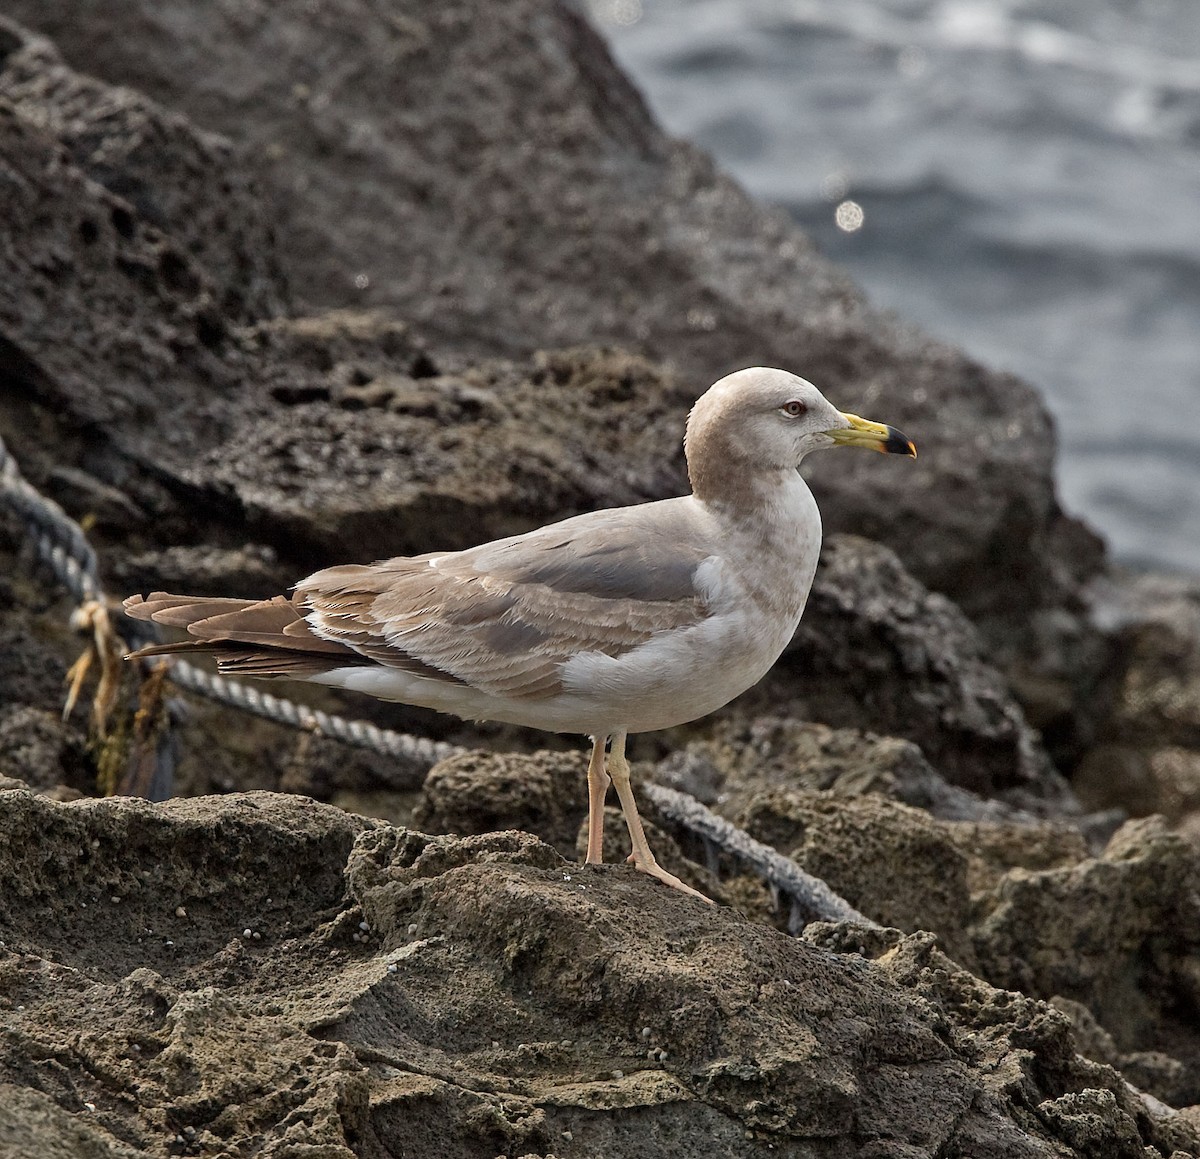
[663,714,1044,824]
[3,3,1102,643]
[732,790,977,968]
[0,21,286,323]
[0,20,267,479]
[415,748,589,857]
[1073,571,1200,831]
[972,815,1200,1106]
[2,790,1198,1156]
[744,535,1071,807]
[0,706,89,794]
[184,339,694,559]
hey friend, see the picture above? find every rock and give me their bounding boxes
[2,4,1102,645]
[0,590,72,717]
[0,791,367,975]
[0,706,89,794]
[971,816,1200,1106]
[0,20,257,522]
[663,716,1046,824]
[103,543,283,601]
[183,338,693,559]
[1049,995,1121,1067]
[739,536,1071,807]
[732,790,978,969]
[414,747,724,901]
[805,923,1200,1159]
[0,20,286,323]
[415,748,589,858]
[1073,571,1200,830]
[1,789,1197,1156]
[0,1083,143,1159]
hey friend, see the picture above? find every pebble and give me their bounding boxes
[386,964,398,975]
[612,1069,624,1079]
[407,923,418,936]
[243,929,252,939]
[175,906,187,918]
[358,920,370,932]
[640,1026,651,1039]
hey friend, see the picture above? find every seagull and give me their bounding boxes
[124,367,915,901]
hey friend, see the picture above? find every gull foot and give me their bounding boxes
[627,854,714,904]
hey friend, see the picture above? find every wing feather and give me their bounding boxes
[126,499,715,700]
[299,505,714,700]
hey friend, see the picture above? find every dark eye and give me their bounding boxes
[782,400,807,417]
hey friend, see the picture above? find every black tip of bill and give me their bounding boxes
[883,426,917,458]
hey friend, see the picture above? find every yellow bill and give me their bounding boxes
[827,412,917,457]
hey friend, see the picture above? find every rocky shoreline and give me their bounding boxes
[2,4,1199,1156]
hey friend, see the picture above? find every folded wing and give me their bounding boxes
[125,504,714,700]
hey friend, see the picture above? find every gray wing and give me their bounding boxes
[301,500,715,700]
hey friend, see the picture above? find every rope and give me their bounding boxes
[165,663,460,778]
[0,429,875,928]
[1,437,99,604]
[643,784,878,930]
[0,431,453,775]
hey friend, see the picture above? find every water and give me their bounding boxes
[593,0,1200,575]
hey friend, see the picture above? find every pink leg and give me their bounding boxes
[584,734,610,864]
[607,733,712,903]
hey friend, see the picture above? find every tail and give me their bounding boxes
[123,592,368,678]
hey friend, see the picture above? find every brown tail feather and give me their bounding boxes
[123,590,355,657]
[124,593,260,629]
[126,640,228,660]
[126,637,368,676]
[214,648,366,678]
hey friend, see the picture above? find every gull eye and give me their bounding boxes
[782,400,807,417]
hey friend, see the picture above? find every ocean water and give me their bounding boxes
[593,0,1200,575]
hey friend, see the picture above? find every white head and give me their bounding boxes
[684,367,914,506]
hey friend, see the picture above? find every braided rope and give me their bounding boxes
[643,784,878,930]
[1,438,99,604]
[1,431,453,771]
[166,662,460,775]
[0,430,874,927]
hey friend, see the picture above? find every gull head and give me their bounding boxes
[686,367,916,489]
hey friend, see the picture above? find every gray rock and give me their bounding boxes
[0,20,258,510]
[664,716,1044,823]
[1074,571,1200,830]
[0,20,286,323]
[748,535,1072,806]
[0,775,1197,1154]
[1,4,1103,645]
[0,706,89,794]
[972,815,1200,1106]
